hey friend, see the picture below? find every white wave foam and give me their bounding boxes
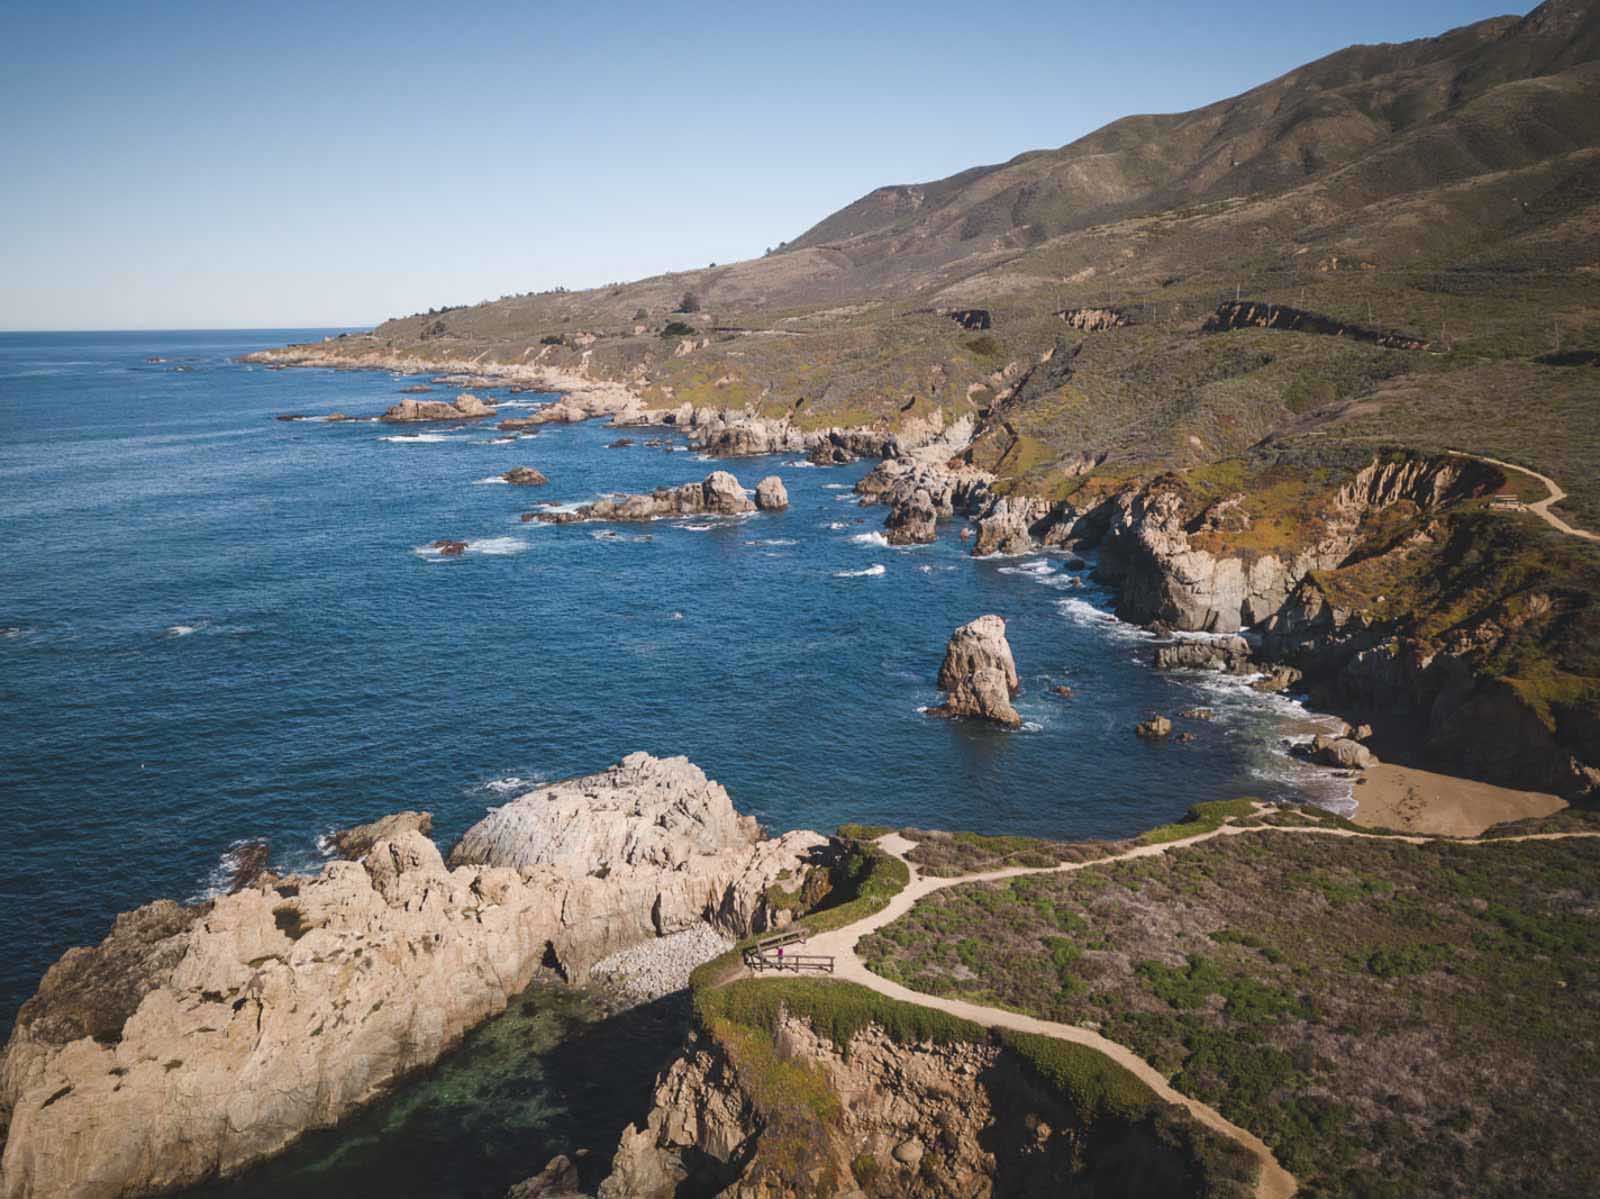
[746,538,797,547]
[488,437,515,444]
[823,483,849,490]
[478,774,545,796]
[1055,597,1151,642]
[413,536,531,559]
[681,523,713,531]
[783,459,818,468]
[835,494,861,503]
[834,564,886,578]
[850,531,890,547]
[470,536,531,555]
[164,624,202,637]
[379,433,456,444]
[472,475,510,485]
[670,611,684,620]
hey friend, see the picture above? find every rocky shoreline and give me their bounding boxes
[0,754,829,1199]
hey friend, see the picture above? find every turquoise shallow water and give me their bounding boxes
[0,328,1338,1036]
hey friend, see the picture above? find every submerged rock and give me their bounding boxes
[433,539,468,556]
[1136,716,1174,739]
[754,475,789,511]
[927,615,1022,728]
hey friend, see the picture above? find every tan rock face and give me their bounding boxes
[928,615,1022,728]
[328,810,432,859]
[0,755,826,1199]
[449,753,759,873]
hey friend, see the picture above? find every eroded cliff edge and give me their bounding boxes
[598,981,1257,1198]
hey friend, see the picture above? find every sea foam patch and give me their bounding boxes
[834,563,886,578]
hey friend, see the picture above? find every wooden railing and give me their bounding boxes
[743,949,835,974]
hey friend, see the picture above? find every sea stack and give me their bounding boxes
[754,475,789,511]
[928,615,1022,728]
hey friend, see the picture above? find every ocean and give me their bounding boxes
[0,328,1343,1192]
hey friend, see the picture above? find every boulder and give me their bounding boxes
[503,467,550,486]
[1310,735,1378,770]
[433,539,468,557]
[1251,665,1304,693]
[507,1154,584,1198]
[608,438,636,449]
[927,615,1022,728]
[1136,716,1173,739]
[754,476,789,511]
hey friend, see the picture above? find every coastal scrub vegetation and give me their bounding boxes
[859,830,1600,1197]
[899,827,1132,876]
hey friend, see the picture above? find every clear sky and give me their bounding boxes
[1,0,1527,330]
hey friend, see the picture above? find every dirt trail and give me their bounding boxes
[781,818,1600,1199]
[1453,450,1600,543]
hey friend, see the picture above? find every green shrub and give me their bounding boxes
[1139,799,1259,845]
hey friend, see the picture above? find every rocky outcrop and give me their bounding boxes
[503,466,550,486]
[534,472,755,524]
[0,755,827,1199]
[1056,306,1130,332]
[328,810,432,860]
[855,453,993,546]
[600,1012,1242,1198]
[433,539,468,556]
[972,495,1066,556]
[928,615,1022,728]
[381,393,495,422]
[753,476,788,511]
[1203,300,1429,350]
[1136,716,1174,739]
[885,487,938,545]
[1153,637,1253,673]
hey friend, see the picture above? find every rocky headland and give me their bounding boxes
[0,754,827,1199]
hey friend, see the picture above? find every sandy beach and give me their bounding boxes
[1352,763,1567,837]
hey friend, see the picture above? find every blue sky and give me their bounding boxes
[1,1,1525,330]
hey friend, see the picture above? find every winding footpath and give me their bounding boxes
[1452,450,1600,543]
[760,817,1600,1199]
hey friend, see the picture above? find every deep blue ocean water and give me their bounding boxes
[0,329,1342,1034]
